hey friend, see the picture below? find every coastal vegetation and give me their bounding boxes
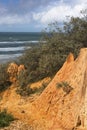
[56,81,73,94]
[0,109,15,128]
[0,64,11,92]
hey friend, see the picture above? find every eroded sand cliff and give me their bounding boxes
[0,48,87,130]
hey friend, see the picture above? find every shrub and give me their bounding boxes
[0,109,15,128]
[32,82,49,94]
[62,81,70,87]
[56,81,73,94]
[16,81,49,96]
[17,70,29,89]
[16,69,34,96]
[16,86,34,96]
[0,63,11,93]
[56,82,63,88]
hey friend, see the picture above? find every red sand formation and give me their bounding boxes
[1,48,87,130]
[32,48,87,130]
[7,63,25,83]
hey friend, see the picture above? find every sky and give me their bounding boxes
[0,0,87,32]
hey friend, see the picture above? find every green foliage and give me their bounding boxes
[56,82,63,88]
[62,81,70,87]
[16,81,49,96]
[64,10,87,47]
[56,81,73,94]
[17,70,29,88]
[56,81,69,88]
[33,82,49,94]
[16,86,34,96]
[0,63,11,93]
[17,69,36,96]
[0,109,15,128]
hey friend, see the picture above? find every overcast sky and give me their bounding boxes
[0,0,87,32]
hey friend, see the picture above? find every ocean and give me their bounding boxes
[0,32,42,63]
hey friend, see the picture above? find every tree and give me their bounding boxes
[64,9,87,47]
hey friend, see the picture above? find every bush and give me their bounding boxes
[0,63,11,93]
[32,82,49,94]
[56,81,73,94]
[0,109,15,128]
[16,86,34,96]
[17,70,29,88]
[16,69,34,96]
[16,81,49,96]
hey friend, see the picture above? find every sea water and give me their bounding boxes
[0,32,42,63]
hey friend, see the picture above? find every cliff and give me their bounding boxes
[0,48,87,130]
[32,48,87,130]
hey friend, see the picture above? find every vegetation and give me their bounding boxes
[0,109,15,128]
[16,86,34,96]
[16,81,49,96]
[17,70,29,88]
[17,10,87,88]
[30,82,49,94]
[56,81,73,94]
[0,63,11,92]
[56,81,69,88]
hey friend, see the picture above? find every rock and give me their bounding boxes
[7,62,18,83]
[18,65,25,75]
[7,63,25,83]
[66,52,74,63]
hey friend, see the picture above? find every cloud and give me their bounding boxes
[0,13,31,25]
[0,0,86,26]
[33,0,87,24]
[0,7,7,15]
[0,0,60,25]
